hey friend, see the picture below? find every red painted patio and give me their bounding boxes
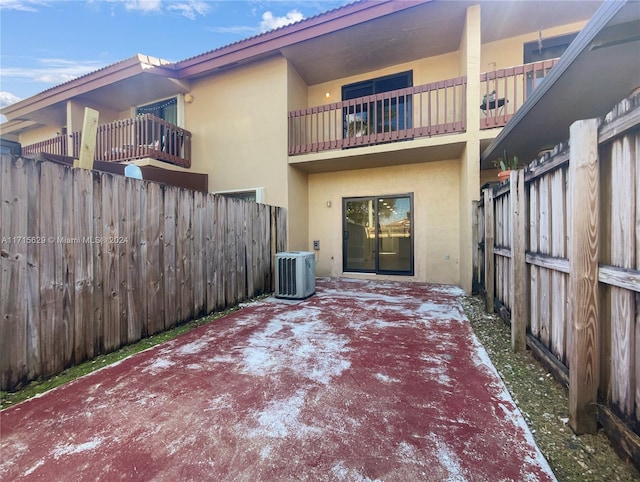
[0,278,555,481]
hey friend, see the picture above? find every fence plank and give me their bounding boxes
[550,168,567,362]
[25,159,42,379]
[72,168,94,362]
[529,179,540,338]
[216,196,227,309]
[609,136,636,418]
[568,118,600,434]
[60,166,75,368]
[511,170,527,352]
[636,132,640,425]
[538,174,551,347]
[236,201,246,301]
[246,202,255,298]
[176,188,193,323]
[205,194,216,313]
[102,174,121,352]
[38,162,62,376]
[0,157,28,388]
[227,199,237,305]
[472,200,479,291]
[92,171,104,357]
[164,187,177,329]
[146,182,164,335]
[484,189,495,312]
[193,191,206,318]
[124,179,142,343]
[138,182,149,337]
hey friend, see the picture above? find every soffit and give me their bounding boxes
[481,1,640,168]
[5,73,188,129]
[280,1,602,86]
[280,1,470,85]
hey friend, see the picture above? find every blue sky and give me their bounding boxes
[0,0,350,111]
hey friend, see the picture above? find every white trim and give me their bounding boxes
[213,187,265,203]
[177,93,185,127]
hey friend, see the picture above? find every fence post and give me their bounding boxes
[510,169,527,352]
[472,200,479,292]
[484,188,495,312]
[76,107,99,170]
[568,118,600,434]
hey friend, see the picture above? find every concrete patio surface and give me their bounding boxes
[0,278,555,481]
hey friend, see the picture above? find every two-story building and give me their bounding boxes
[0,0,603,293]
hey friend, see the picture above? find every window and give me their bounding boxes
[137,97,177,124]
[342,71,413,138]
[215,188,265,203]
[343,194,413,275]
[524,32,577,95]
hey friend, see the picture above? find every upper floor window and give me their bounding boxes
[524,32,578,95]
[342,71,413,137]
[523,32,578,63]
[137,97,177,124]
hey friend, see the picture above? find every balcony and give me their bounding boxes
[22,114,192,168]
[480,58,560,129]
[288,59,560,155]
[289,76,466,155]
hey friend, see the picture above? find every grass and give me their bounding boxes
[461,295,640,481]
[0,302,253,410]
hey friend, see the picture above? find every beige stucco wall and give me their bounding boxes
[308,160,461,285]
[306,51,461,108]
[19,124,61,147]
[458,4,482,294]
[286,64,311,251]
[186,56,290,208]
[481,21,587,70]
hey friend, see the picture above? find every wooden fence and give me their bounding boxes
[473,94,640,463]
[0,155,287,391]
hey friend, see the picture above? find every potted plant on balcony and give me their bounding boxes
[493,150,520,182]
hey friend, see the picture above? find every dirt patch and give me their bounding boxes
[460,294,640,482]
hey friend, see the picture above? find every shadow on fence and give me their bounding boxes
[0,156,287,391]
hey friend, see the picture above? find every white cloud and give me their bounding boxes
[0,91,22,108]
[167,0,210,20]
[123,0,161,13]
[259,9,304,32]
[1,58,107,85]
[208,25,258,35]
[0,0,48,11]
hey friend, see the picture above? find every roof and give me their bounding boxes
[1,0,432,125]
[481,0,640,167]
[2,0,605,135]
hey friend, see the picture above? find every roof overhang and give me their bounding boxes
[1,0,607,137]
[0,55,188,133]
[176,0,600,86]
[481,0,640,168]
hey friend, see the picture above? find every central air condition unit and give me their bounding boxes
[275,251,316,299]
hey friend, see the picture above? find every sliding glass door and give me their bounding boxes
[343,194,413,275]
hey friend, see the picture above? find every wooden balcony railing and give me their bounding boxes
[22,135,70,158]
[288,76,467,155]
[480,58,560,129]
[22,114,192,168]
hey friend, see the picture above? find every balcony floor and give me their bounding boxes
[289,133,468,173]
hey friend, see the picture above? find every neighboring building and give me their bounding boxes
[0,0,605,293]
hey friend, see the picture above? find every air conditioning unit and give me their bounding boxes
[275,251,316,299]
